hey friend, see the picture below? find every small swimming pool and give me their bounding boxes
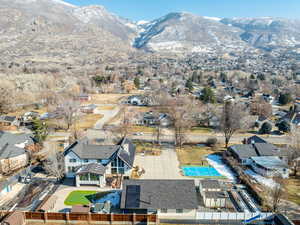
[182,166,222,177]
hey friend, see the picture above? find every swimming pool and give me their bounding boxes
[182,166,222,177]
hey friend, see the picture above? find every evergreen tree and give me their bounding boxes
[185,78,193,92]
[201,87,216,103]
[134,77,140,89]
[32,119,48,143]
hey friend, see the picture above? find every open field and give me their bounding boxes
[129,125,156,133]
[96,105,116,111]
[76,114,103,130]
[176,145,217,166]
[87,93,137,104]
[189,126,213,134]
[7,106,48,117]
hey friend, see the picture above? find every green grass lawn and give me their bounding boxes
[64,190,98,206]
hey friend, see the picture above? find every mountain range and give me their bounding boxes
[1,0,300,62]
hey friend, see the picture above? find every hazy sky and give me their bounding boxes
[65,0,300,21]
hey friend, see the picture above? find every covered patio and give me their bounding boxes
[75,163,106,187]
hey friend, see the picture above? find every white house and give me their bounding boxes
[64,137,136,187]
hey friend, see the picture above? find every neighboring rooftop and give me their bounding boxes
[251,156,288,170]
[200,179,221,190]
[121,179,198,210]
[204,191,228,199]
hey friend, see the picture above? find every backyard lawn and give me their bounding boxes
[64,191,98,206]
[129,125,156,133]
[176,145,216,166]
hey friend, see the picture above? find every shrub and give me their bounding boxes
[278,93,292,105]
[206,137,218,147]
[277,120,291,133]
[259,122,272,134]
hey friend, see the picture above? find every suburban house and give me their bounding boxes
[228,142,287,166]
[0,131,35,175]
[199,180,229,208]
[0,116,19,127]
[80,104,97,114]
[142,112,172,127]
[77,94,91,102]
[127,95,145,106]
[250,156,289,178]
[64,137,136,187]
[120,179,198,219]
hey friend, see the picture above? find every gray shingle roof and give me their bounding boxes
[251,156,288,170]
[65,138,119,160]
[229,144,258,159]
[76,163,106,175]
[120,179,198,210]
[0,131,34,159]
[65,137,136,168]
[117,138,136,168]
[253,143,285,157]
[200,180,221,189]
[204,191,228,199]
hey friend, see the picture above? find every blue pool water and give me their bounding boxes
[182,166,222,177]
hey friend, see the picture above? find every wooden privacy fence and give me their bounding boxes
[24,211,157,223]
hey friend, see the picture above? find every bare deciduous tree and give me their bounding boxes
[220,101,249,148]
[288,127,300,176]
[167,96,198,148]
[42,142,64,181]
[270,177,286,212]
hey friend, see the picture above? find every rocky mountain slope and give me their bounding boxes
[134,13,300,52]
[0,0,137,66]
[0,0,299,60]
[221,17,300,49]
[133,12,247,52]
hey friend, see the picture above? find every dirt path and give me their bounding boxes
[93,104,120,130]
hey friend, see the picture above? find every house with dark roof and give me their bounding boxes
[64,137,136,187]
[228,142,287,166]
[120,179,198,219]
[250,156,289,178]
[0,131,35,175]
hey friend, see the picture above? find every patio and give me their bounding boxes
[134,145,183,179]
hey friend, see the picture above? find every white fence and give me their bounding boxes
[196,212,273,220]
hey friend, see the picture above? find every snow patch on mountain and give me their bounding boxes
[203,16,221,21]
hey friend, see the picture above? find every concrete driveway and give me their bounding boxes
[134,145,184,180]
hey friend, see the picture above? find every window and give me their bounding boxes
[68,167,76,173]
[79,174,89,181]
[69,159,76,163]
[90,174,99,181]
[83,159,89,163]
[161,209,168,213]
[176,209,183,213]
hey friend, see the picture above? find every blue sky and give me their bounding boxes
[64,0,300,21]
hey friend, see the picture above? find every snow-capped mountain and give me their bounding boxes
[133,12,246,52]
[221,17,300,49]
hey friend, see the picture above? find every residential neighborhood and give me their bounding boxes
[0,0,300,225]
